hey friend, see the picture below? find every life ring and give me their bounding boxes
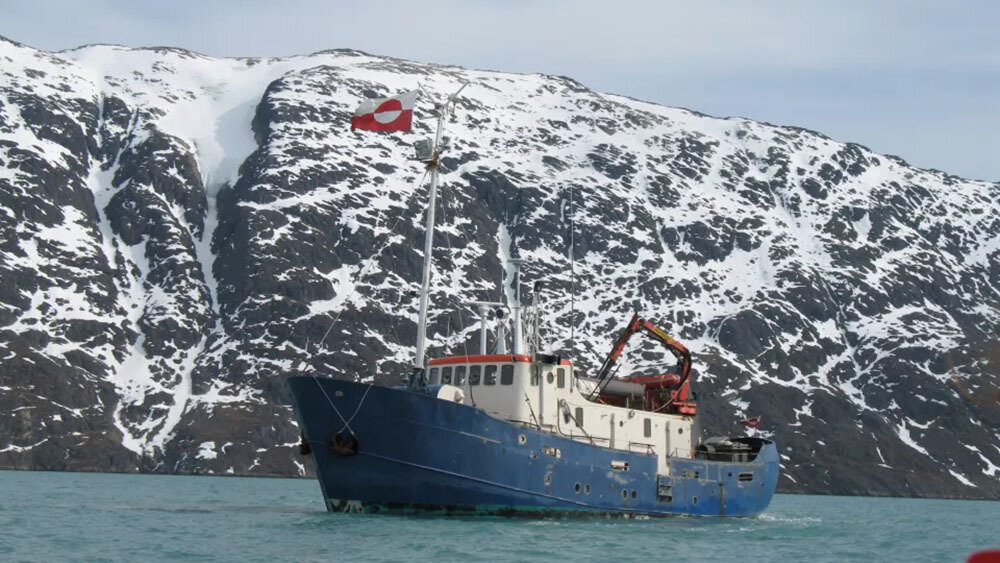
[329,431,359,456]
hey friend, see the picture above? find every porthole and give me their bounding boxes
[518,434,527,445]
[585,484,591,494]
[544,474,552,485]
[546,372,554,384]
[692,496,698,505]
[574,483,581,493]
[678,427,684,435]
[621,489,628,499]
[631,490,637,499]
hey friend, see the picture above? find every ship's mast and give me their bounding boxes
[509,258,528,355]
[413,81,470,370]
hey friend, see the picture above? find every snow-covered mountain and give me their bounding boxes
[1,36,997,498]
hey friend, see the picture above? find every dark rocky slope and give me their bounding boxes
[1,37,997,498]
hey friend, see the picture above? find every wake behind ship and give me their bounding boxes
[287,83,779,517]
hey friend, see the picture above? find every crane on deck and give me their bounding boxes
[587,313,696,415]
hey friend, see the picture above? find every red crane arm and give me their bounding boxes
[589,313,693,400]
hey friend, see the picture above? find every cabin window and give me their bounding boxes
[557,368,565,388]
[500,365,514,385]
[484,365,497,386]
[644,418,651,438]
[428,367,439,384]
[575,407,584,428]
[441,366,453,385]
[469,365,481,386]
[530,365,539,386]
[546,372,554,384]
[454,365,467,386]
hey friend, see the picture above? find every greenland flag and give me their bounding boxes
[351,90,418,132]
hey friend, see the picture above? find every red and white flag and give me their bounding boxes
[351,90,418,132]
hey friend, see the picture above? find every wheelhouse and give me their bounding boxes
[427,353,696,475]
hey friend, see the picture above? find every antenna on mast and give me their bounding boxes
[568,185,577,356]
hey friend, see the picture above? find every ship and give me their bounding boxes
[287,82,779,517]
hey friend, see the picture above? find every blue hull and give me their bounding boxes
[287,376,779,517]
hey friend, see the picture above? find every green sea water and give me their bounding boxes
[1,470,996,562]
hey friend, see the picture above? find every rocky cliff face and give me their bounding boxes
[1,36,997,498]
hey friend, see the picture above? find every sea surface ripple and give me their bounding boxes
[1,470,996,562]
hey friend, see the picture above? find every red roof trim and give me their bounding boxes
[428,354,572,366]
[429,354,531,366]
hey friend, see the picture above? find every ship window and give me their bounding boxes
[644,418,651,438]
[739,472,754,482]
[469,365,481,386]
[531,365,539,386]
[484,365,497,385]
[454,365,467,386]
[500,364,514,385]
[546,372,554,384]
[441,366,453,385]
[428,367,439,384]
[575,407,583,427]
[557,368,565,388]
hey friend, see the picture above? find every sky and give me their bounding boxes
[3,1,998,181]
